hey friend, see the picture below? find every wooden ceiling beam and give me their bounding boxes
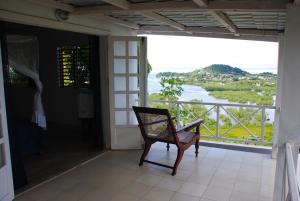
[92,14,140,29]
[26,0,74,12]
[100,0,131,10]
[191,0,239,37]
[140,11,185,31]
[209,11,239,36]
[100,0,188,33]
[139,25,281,36]
[26,0,139,29]
[139,31,279,42]
[73,1,286,14]
[192,0,209,7]
[140,26,230,34]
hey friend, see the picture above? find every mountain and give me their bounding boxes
[157,64,249,78]
[200,64,249,76]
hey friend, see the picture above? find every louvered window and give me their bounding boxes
[57,46,91,88]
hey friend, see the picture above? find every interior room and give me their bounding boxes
[0,21,103,193]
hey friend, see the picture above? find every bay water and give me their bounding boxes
[147,74,275,122]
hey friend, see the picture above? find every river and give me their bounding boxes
[148,74,275,122]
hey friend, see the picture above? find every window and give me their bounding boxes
[57,46,91,88]
[7,66,29,86]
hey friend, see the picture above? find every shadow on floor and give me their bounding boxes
[16,124,102,194]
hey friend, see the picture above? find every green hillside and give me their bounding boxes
[201,64,249,75]
[157,64,249,78]
[155,64,277,105]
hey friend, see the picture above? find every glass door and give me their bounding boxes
[0,42,14,201]
[109,36,147,149]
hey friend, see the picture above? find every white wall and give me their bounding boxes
[273,4,300,201]
[277,4,300,147]
[0,0,137,36]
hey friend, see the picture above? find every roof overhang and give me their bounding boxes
[26,0,294,41]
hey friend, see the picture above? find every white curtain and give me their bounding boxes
[6,35,47,129]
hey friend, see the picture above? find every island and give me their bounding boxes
[157,64,277,106]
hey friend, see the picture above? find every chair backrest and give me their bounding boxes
[132,106,179,144]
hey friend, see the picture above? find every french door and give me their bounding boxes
[109,36,147,149]
[0,42,14,201]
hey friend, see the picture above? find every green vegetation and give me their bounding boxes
[147,60,153,74]
[148,94,273,145]
[157,64,248,78]
[157,64,277,106]
[8,67,29,85]
[149,64,276,146]
[159,77,184,101]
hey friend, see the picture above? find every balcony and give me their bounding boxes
[14,142,275,201]
[148,100,276,146]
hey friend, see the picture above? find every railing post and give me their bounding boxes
[216,105,220,138]
[176,103,180,128]
[285,143,300,201]
[261,107,266,144]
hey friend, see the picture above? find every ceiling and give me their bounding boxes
[58,0,292,41]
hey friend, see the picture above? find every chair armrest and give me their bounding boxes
[176,119,203,133]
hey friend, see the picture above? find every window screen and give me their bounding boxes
[57,46,91,88]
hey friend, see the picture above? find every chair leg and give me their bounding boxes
[195,139,199,157]
[172,148,184,176]
[166,143,170,151]
[139,142,151,166]
[195,126,200,157]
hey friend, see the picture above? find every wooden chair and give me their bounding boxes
[133,106,203,175]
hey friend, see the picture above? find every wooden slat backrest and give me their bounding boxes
[133,106,179,145]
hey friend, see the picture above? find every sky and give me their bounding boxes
[145,35,279,74]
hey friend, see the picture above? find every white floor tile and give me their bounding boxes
[202,186,232,201]
[170,192,200,201]
[122,181,152,199]
[144,187,175,201]
[178,182,207,197]
[234,181,260,195]
[14,145,276,201]
[136,173,163,186]
[230,191,259,201]
[158,177,184,191]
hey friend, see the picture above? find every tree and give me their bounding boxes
[159,77,184,101]
[147,60,152,75]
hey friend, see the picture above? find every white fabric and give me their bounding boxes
[6,35,47,129]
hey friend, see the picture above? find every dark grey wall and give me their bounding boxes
[3,22,93,127]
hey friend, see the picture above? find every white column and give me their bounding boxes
[273,4,300,201]
[272,34,284,159]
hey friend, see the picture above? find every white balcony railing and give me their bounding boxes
[148,100,276,145]
[285,142,300,201]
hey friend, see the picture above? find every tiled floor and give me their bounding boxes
[14,143,276,201]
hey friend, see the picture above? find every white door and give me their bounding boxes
[0,43,14,200]
[109,36,147,149]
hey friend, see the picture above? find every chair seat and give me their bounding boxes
[177,130,196,144]
[151,130,196,144]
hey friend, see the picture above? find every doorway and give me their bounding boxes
[1,22,104,193]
